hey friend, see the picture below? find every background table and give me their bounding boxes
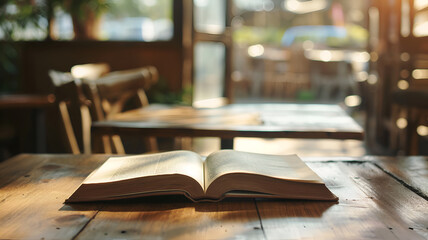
[92,103,364,149]
[0,154,426,239]
[0,94,55,156]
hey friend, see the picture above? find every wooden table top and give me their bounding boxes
[0,94,55,109]
[0,154,426,239]
[92,103,364,140]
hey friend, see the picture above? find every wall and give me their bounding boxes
[13,41,184,153]
[19,41,183,94]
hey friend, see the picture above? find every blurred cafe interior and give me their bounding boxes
[1,0,428,161]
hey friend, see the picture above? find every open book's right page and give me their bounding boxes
[204,150,324,190]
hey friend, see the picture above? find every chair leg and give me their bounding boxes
[101,135,113,154]
[145,137,158,153]
[81,105,92,154]
[58,102,80,154]
[111,135,125,154]
[174,137,192,150]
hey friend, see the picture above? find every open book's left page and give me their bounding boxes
[66,151,205,202]
[85,151,204,186]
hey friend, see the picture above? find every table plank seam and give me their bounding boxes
[304,159,368,163]
[253,199,267,240]
[372,163,428,201]
[71,210,100,240]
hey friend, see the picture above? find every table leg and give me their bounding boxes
[34,109,46,153]
[220,138,234,149]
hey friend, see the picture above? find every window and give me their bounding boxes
[0,1,48,41]
[193,42,226,102]
[413,0,428,37]
[194,0,225,34]
[231,0,369,104]
[191,0,231,105]
[50,0,174,41]
[0,0,174,41]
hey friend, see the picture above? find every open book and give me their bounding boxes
[66,150,338,203]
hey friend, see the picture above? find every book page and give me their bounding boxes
[84,151,205,188]
[204,150,323,189]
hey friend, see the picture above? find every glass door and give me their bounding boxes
[192,0,232,106]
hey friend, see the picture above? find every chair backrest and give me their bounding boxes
[83,65,159,119]
[48,70,91,154]
[72,65,160,153]
[71,63,110,81]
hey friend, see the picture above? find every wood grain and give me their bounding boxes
[75,199,264,239]
[0,154,46,188]
[256,161,428,240]
[348,161,428,239]
[374,156,428,197]
[0,154,108,239]
[1,154,427,239]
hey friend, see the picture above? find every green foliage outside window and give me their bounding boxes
[233,26,286,45]
[0,1,48,93]
[0,0,47,41]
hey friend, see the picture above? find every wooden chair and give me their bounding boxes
[89,66,158,118]
[69,63,124,154]
[310,60,354,101]
[48,70,92,154]
[262,47,310,99]
[74,64,160,153]
[70,63,110,81]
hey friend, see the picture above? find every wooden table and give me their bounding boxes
[92,103,364,149]
[0,154,426,239]
[0,94,55,154]
[0,94,55,109]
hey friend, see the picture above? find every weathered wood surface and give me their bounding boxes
[0,154,426,240]
[75,198,264,240]
[372,156,428,198]
[92,103,364,141]
[0,154,109,239]
[257,161,428,239]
